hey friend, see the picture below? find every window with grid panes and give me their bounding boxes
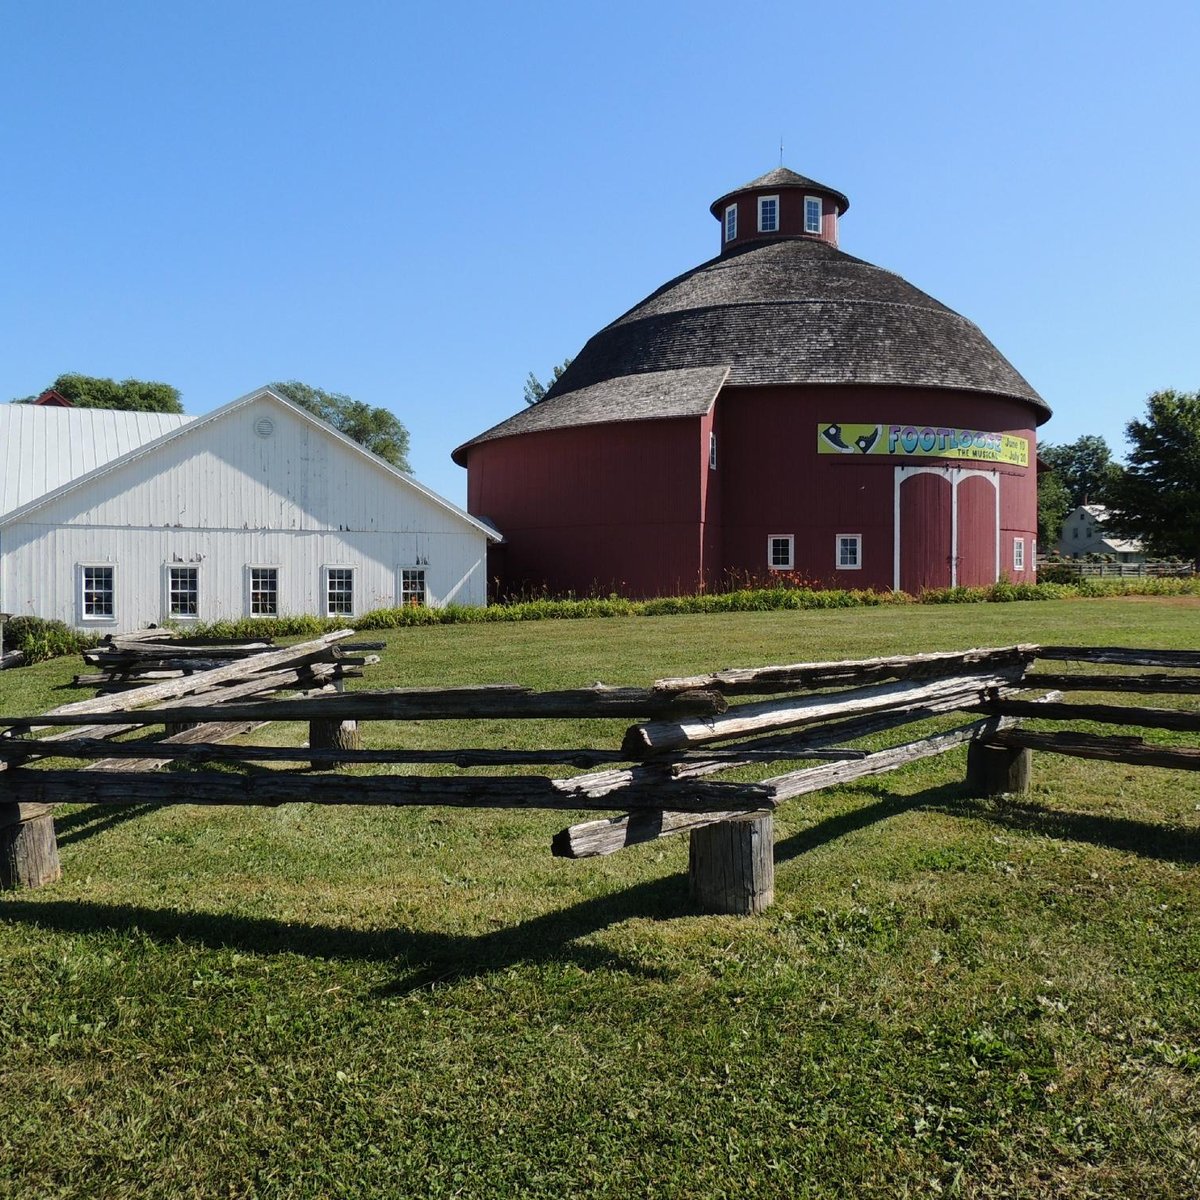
[326,568,353,616]
[399,568,426,606]
[169,566,199,617]
[249,567,278,616]
[81,565,114,618]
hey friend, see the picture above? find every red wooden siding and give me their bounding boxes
[956,475,998,587]
[899,473,953,593]
[462,384,1039,599]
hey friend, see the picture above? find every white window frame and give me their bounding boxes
[1013,537,1025,572]
[804,194,822,234]
[164,563,200,621]
[836,534,863,570]
[757,194,779,233]
[78,562,116,623]
[323,565,355,618]
[398,566,428,607]
[709,431,717,470]
[246,564,280,618]
[767,535,794,571]
[724,203,737,243]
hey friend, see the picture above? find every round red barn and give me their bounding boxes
[453,167,1049,597]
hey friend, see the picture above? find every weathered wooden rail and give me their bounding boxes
[1,642,1197,915]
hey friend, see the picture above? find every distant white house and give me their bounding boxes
[1055,504,1144,562]
[0,387,499,632]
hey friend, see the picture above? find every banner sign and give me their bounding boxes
[817,422,1029,467]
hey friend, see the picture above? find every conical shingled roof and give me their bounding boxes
[452,178,1049,465]
[709,167,850,216]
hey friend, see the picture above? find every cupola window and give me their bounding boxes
[724,204,737,243]
[757,195,778,233]
[804,195,822,234]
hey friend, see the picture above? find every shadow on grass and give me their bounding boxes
[924,793,1200,864]
[0,872,692,994]
[4,782,1194,994]
[53,805,157,847]
[774,787,927,865]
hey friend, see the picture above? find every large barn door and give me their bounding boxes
[898,471,952,594]
[956,475,999,587]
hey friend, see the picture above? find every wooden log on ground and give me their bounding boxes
[101,629,179,644]
[74,671,187,687]
[8,740,619,767]
[980,697,1200,733]
[1034,646,1200,669]
[83,679,338,773]
[652,644,1038,696]
[623,670,1022,757]
[965,741,1032,797]
[689,813,774,915]
[85,721,270,772]
[84,643,276,663]
[1024,672,1200,694]
[23,630,356,728]
[984,729,1200,771]
[763,717,1010,800]
[0,803,61,889]
[0,684,729,729]
[0,768,773,814]
[553,716,1016,858]
[0,664,340,771]
[553,806,769,859]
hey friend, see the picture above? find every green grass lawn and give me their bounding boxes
[1,598,1197,1198]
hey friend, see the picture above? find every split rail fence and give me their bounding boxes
[1,640,1197,914]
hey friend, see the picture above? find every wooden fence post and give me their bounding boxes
[689,813,774,916]
[0,802,61,889]
[966,740,1032,798]
[309,678,362,768]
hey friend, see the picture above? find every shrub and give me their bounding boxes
[3,616,95,664]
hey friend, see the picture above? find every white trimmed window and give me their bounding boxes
[724,203,737,242]
[80,564,115,621]
[804,195,822,234]
[1013,537,1025,572]
[836,534,862,570]
[167,565,199,619]
[399,567,427,607]
[768,535,794,570]
[757,195,779,233]
[325,567,354,617]
[709,431,717,470]
[248,566,279,616]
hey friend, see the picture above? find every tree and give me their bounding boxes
[1038,434,1123,508]
[1105,389,1200,568]
[1036,466,1071,547]
[523,357,573,406]
[270,381,411,473]
[19,373,184,413]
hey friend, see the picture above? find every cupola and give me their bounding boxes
[709,166,850,253]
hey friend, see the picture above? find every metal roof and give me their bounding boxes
[0,405,193,518]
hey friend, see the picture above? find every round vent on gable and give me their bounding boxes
[254,416,276,439]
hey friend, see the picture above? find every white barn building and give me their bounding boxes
[0,387,498,632]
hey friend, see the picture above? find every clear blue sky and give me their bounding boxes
[3,0,1197,505]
